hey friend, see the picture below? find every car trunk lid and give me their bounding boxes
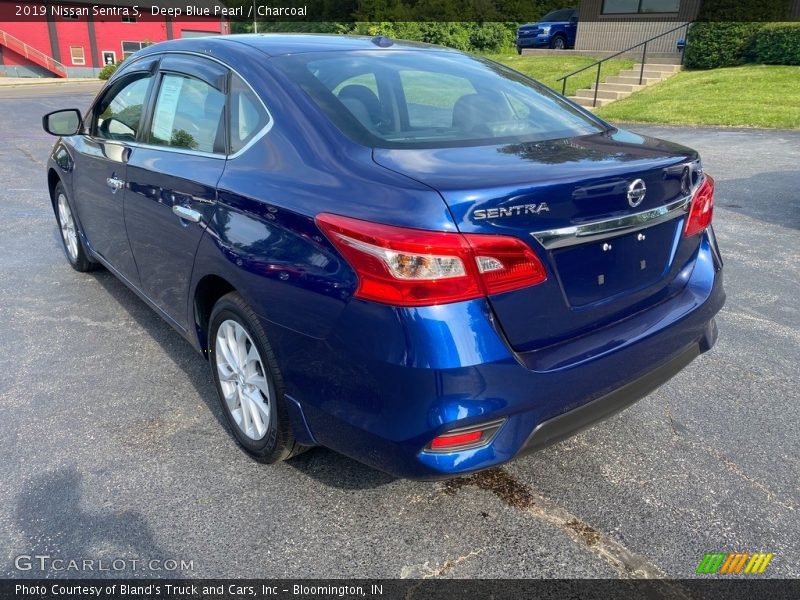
[372,130,702,351]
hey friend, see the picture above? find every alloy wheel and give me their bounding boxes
[57,193,79,262]
[215,319,272,441]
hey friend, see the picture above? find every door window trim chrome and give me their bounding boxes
[531,194,692,250]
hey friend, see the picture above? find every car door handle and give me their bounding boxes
[172,205,202,223]
[106,176,125,192]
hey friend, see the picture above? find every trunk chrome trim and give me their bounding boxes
[531,194,691,250]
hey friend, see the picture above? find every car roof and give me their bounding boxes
[137,33,455,58]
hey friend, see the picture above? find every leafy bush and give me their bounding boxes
[683,22,762,69]
[98,62,119,80]
[751,23,800,65]
[257,20,515,52]
[683,0,796,69]
[311,21,517,53]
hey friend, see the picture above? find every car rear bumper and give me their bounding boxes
[518,339,705,456]
[264,230,724,480]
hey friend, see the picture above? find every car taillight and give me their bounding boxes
[315,213,547,307]
[684,174,715,238]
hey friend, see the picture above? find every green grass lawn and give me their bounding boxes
[595,65,800,129]
[483,53,634,97]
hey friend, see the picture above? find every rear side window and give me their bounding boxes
[148,74,225,153]
[229,74,270,154]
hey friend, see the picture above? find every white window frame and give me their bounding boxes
[121,41,149,60]
[70,46,85,66]
[102,51,117,66]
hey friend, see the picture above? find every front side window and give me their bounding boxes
[148,74,225,153]
[602,0,680,14]
[274,50,604,149]
[229,74,270,154]
[93,74,152,141]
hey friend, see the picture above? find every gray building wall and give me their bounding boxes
[0,64,53,78]
[0,65,100,78]
[575,0,701,54]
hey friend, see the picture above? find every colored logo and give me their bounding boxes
[696,552,774,575]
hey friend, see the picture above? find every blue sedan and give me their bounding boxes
[42,34,724,479]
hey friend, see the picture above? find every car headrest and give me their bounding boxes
[338,84,381,126]
[452,92,513,135]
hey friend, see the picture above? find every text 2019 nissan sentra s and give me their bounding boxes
[42,35,724,479]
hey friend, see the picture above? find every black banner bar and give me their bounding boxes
[2,579,800,600]
[0,0,799,23]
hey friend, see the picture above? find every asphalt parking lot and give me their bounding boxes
[1,81,798,580]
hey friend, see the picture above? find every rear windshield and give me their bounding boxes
[272,50,604,149]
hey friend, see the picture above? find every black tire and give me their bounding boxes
[208,292,303,463]
[517,47,523,55]
[53,181,99,272]
[550,35,567,50]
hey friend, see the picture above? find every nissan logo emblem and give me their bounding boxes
[627,179,647,208]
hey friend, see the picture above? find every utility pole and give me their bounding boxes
[253,0,258,33]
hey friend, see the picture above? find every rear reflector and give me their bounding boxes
[426,419,505,453]
[684,174,715,238]
[430,430,483,450]
[315,213,547,307]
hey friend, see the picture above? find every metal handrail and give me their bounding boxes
[556,22,691,108]
[0,29,68,77]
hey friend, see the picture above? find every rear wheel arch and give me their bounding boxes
[193,274,237,356]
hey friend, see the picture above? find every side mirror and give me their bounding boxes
[570,16,578,23]
[42,109,83,136]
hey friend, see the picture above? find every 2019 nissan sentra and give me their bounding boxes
[42,35,724,479]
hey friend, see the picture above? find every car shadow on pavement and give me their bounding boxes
[287,447,398,490]
[714,171,799,230]
[9,466,176,578]
[88,268,228,432]
[86,264,399,490]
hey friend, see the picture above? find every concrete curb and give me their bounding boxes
[0,78,102,87]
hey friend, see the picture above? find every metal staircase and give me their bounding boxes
[0,29,67,78]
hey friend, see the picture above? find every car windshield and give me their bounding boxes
[541,9,571,21]
[272,50,604,149]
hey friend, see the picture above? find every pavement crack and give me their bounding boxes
[427,549,483,578]
[443,468,667,579]
[702,445,796,512]
[400,549,483,580]
[16,145,45,167]
[664,403,688,438]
